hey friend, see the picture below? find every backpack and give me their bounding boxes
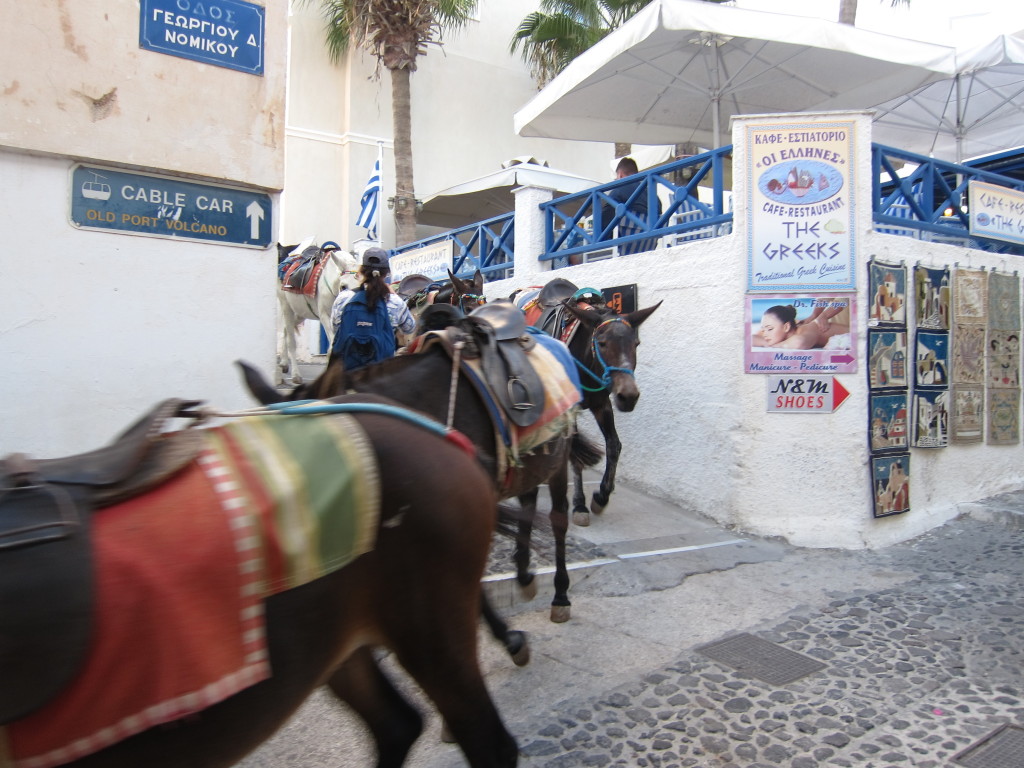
[332,290,395,370]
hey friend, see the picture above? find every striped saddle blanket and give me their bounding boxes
[1,413,379,768]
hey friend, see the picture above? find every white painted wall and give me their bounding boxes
[0,151,279,456]
[0,1,284,457]
[486,112,1024,550]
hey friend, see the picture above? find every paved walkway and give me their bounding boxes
[241,481,1024,768]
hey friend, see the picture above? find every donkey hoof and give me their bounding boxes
[440,721,456,744]
[590,495,607,515]
[550,604,571,623]
[518,578,538,601]
[573,511,591,527]
[507,630,531,667]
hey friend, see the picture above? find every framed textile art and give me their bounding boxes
[911,389,949,448]
[868,261,907,328]
[871,454,910,518]
[869,391,909,454]
[868,330,908,389]
[913,330,950,388]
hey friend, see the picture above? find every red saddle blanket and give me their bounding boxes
[1,413,379,768]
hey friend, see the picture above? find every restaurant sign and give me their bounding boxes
[745,117,857,292]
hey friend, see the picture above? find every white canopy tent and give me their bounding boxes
[871,29,1024,162]
[513,0,959,148]
[418,160,600,229]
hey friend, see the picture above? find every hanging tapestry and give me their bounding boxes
[910,265,951,449]
[950,268,988,443]
[869,391,909,454]
[913,330,950,388]
[951,385,985,443]
[868,260,908,328]
[986,270,1021,445]
[914,265,950,330]
[871,453,910,518]
[868,330,908,389]
[988,390,1020,445]
[911,389,949,448]
[867,259,910,516]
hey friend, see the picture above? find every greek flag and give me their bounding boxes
[356,156,381,240]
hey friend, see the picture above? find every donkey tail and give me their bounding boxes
[570,430,603,471]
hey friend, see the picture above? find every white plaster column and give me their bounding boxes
[512,184,555,284]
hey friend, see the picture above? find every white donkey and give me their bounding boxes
[276,239,361,384]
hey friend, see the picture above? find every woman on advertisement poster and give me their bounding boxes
[751,298,851,350]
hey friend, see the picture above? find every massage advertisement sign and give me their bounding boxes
[746,118,856,292]
[745,294,858,375]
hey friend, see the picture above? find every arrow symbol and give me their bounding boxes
[832,378,851,410]
[830,353,854,364]
[246,201,264,240]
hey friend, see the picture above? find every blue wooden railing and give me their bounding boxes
[391,212,514,280]
[391,143,1024,281]
[539,146,733,263]
[873,144,1024,255]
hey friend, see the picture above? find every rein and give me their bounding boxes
[575,317,636,392]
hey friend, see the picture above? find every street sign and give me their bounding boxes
[765,376,851,413]
[70,164,272,248]
[139,0,265,75]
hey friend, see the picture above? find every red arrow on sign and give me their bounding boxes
[832,378,851,410]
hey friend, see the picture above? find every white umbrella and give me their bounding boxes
[514,0,958,148]
[871,30,1024,162]
[418,161,600,229]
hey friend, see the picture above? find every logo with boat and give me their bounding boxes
[758,160,843,206]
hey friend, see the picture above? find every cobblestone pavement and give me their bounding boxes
[241,489,1024,768]
[510,516,1024,767]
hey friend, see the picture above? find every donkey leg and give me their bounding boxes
[547,463,572,623]
[327,647,423,768]
[590,403,621,515]
[480,593,530,667]
[513,491,539,601]
[571,459,590,527]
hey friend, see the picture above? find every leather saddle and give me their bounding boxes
[281,246,324,295]
[467,302,545,428]
[534,278,579,338]
[397,273,436,301]
[0,399,205,724]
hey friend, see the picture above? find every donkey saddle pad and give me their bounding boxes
[0,399,204,724]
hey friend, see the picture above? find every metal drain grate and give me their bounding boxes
[696,632,826,685]
[954,724,1024,768]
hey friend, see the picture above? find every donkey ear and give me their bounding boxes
[563,301,602,327]
[448,270,465,291]
[473,269,484,292]
[624,301,663,329]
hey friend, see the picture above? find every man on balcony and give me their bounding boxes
[601,157,662,255]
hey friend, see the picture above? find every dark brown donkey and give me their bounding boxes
[238,318,603,624]
[1,397,516,768]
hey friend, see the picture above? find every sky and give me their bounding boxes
[735,0,1024,44]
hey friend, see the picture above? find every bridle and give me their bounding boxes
[454,292,486,313]
[575,316,636,392]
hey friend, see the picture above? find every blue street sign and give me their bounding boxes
[140,0,264,75]
[70,164,272,248]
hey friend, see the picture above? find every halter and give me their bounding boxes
[575,317,636,392]
[456,293,486,310]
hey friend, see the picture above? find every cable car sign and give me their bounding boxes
[70,164,272,248]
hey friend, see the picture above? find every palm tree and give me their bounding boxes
[510,0,654,89]
[305,0,476,244]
